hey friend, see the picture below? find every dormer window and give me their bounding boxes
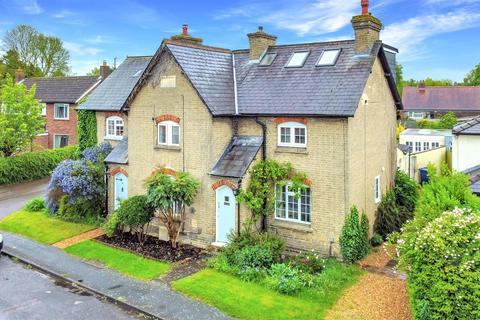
[259,53,277,66]
[285,51,309,68]
[106,116,124,139]
[316,49,341,66]
[158,120,180,146]
[278,122,307,147]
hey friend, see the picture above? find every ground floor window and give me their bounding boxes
[54,135,69,148]
[275,184,311,223]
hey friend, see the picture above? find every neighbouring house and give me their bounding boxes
[81,2,402,255]
[402,82,480,120]
[18,63,109,149]
[397,143,447,182]
[452,116,480,172]
[399,128,452,153]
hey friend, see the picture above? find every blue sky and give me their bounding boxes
[1,0,479,82]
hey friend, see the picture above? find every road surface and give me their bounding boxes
[0,178,49,219]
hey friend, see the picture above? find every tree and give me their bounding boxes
[2,25,69,77]
[395,64,404,96]
[438,112,458,129]
[0,75,44,156]
[145,169,200,248]
[87,65,113,76]
[464,63,480,86]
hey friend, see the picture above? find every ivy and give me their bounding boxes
[76,108,97,152]
[237,160,307,229]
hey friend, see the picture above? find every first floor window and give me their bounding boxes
[374,175,381,203]
[432,142,440,148]
[275,184,311,223]
[415,141,421,152]
[277,122,307,147]
[54,103,69,119]
[158,121,180,146]
[40,103,47,116]
[106,116,124,138]
[423,142,430,151]
[54,135,69,148]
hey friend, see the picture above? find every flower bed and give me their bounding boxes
[97,233,210,263]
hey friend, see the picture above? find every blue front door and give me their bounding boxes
[114,173,128,209]
[216,186,236,243]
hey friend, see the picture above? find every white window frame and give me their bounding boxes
[285,51,310,68]
[316,49,341,66]
[105,116,124,140]
[423,141,430,151]
[157,120,180,146]
[54,134,69,148]
[40,103,47,116]
[414,141,421,152]
[374,175,381,203]
[275,183,311,224]
[277,122,307,148]
[259,52,277,66]
[432,142,440,148]
[54,103,69,120]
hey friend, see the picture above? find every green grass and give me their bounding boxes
[0,210,95,244]
[173,260,364,320]
[64,240,171,280]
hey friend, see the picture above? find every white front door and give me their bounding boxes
[216,186,236,243]
[114,173,128,209]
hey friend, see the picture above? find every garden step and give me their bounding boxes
[52,228,105,249]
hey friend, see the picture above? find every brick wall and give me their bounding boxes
[96,111,128,147]
[33,103,78,148]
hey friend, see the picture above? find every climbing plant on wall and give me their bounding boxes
[76,100,97,152]
[237,160,308,230]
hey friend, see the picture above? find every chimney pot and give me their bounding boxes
[361,0,369,15]
[419,80,426,91]
[15,69,25,83]
[182,24,188,35]
[247,27,277,61]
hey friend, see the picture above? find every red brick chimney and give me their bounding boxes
[419,80,426,93]
[15,69,25,83]
[170,24,203,45]
[182,24,188,35]
[100,61,111,80]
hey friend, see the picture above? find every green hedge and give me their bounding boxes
[0,146,77,185]
[77,110,97,152]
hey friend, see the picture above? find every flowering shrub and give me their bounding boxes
[265,263,306,295]
[398,208,480,320]
[288,250,326,274]
[46,144,109,218]
[81,142,112,163]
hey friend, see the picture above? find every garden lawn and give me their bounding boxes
[173,261,364,320]
[64,240,171,280]
[0,210,95,244]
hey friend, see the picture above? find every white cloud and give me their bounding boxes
[85,35,106,44]
[425,0,479,4]
[64,41,103,56]
[383,9,480,60]
[68,59,102,76]
[14,0,43,15]
[51,9,73,19]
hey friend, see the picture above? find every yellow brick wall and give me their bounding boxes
[95,111,128,147]
[347,58,397,234]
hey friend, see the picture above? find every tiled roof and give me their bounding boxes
[402,86,480,112]
[78,56,151,111]
[166,43,235,115]
[453,116,480,135]
[105,137,128,164]
[397,144,411,153]
[400,128,452,137]
[210,136,263,178]
[162,40,400,117]
[23,76,101,104]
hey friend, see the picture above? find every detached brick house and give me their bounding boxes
[402,83,480,120]
[81,2,402,255]
[19,66,108,149]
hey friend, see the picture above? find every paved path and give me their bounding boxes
[0,255,138,320]
[0,178,49,219]
[2,232,229,320]
[53,229,105,249]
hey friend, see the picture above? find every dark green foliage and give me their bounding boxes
[393,170,419,213]
[464,63,480,86]
[265,263,306,295]
[370,233,383,247]
[288,250,325,274]
[416,112,458,129]
[24,197,45,212]
[374,170,419,239]
[107,195,154,244]
[57,196,104,226]
[0,146,77,185]
[76,109,97,152]
[339,206,369,263]
[233,246,274,270]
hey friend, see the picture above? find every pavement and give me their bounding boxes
[2,232,229,320]
[0,255,140,320]
[0,178,49,219]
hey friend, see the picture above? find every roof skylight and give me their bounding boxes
[316,49,341,66]
[132,70,142,77]
[259,53,277,66]
[285,51,309,68]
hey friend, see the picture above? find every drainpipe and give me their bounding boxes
[234,178,243,235]
[104,163,109,216]
[254,117,267,231]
